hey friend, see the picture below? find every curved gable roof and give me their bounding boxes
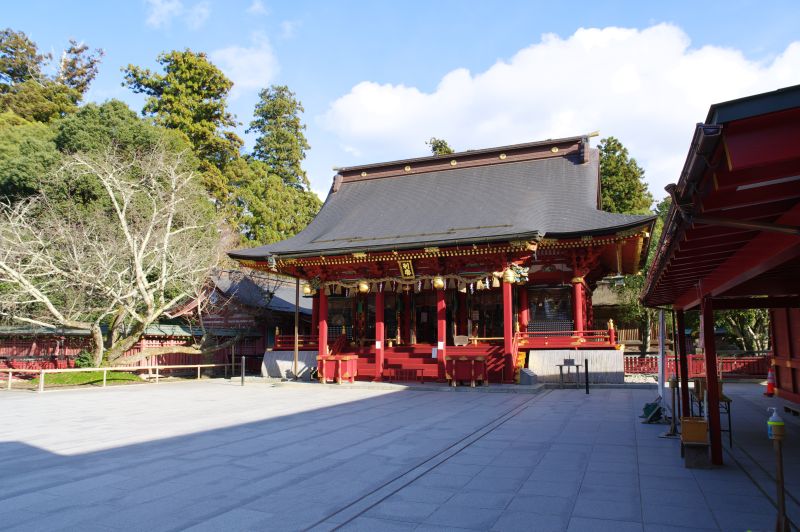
[230,137,653,261]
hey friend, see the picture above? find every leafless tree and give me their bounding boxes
[0,146,226,365]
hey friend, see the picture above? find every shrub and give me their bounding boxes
[73,351,94,368]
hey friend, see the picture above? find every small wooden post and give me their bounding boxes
[584,359,589,394]
[241,355,245,386]
[38,370,45,392]
[6,371,11,390]
[197,366,201,379]
[155,364,160,383]
[102,369,107,387]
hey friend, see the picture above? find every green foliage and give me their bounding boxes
[0,28,49,88]
[73,350,95,368]
[231,159,321,244]
[57,40,104,95]
[0,80,80,122]
[248,85,311,190]
[0,111,59,201]
[55,99,191,157]
[598,136,653,214]
[122,49,243,176]
[0,30,102,122]
[427,137,454,155]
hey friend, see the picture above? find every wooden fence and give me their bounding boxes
[624,353,770,378]
[0,335,262,371]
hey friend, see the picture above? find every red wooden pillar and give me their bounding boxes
[436,288,447,380]
[571,277,585,333]
[503,281,514,382]
[311,294,319,336]
[701,295,723,465]
[403,291,412,344]
[518,286,529,332]
[374,290,385,381]
[676,309,691,418]
[318,289,328,357]
[457,291,468,335]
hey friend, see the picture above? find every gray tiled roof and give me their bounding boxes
[230,148,653,260]
[213,274,311,314]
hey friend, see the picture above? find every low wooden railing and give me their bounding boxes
[515,329,617,349]
[1,363,231,392]
[623,354,770,378]
[273,334,319,351]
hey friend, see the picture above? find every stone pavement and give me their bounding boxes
[0,380,786,531]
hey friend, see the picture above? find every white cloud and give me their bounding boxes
[280,20,299,39]
[145,0,210,30]
[247,0,268,15]
[145,0,183,28]
[186,1,210,30]
[210,32,279,97]
[321,24,800,197]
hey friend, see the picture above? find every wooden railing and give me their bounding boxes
[623,354,770,378]
[273,334,319,351]
[515,329,617,349]
[0,363,231,392]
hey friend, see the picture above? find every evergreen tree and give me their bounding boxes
[57,40,104,95]
[122,50,243,174]
[0,28,49,89]
[598,136,653,214]
[247,85,311,190]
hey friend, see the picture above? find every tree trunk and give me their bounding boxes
[111,333,243,366]
[104,320,148,364]
[91,324,105,366]
[640,311,652,356]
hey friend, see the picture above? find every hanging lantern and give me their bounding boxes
[503,268,516,284]
[432,276,445,290]
[491,277,500,288]
[476,279,485,290]
[358,281,370,294]
[302,284,312,296]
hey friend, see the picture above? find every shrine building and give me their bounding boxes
[229,135,655,384]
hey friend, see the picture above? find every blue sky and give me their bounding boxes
[6,1,800,199]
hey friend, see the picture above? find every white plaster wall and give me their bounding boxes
[527,348,625,384]
[263,350,319,379]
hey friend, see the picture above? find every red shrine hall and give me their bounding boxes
[230,135,655,384]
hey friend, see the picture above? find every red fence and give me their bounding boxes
[624,354,770,378]
[273,334,318,351]
[0,335,262,371]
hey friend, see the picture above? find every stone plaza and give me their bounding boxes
[0,381,792,531]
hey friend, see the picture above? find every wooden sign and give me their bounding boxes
[398,260,414,280]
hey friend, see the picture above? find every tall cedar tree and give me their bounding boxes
[122,50,243,202]
[598,136,653,215]
[0,29,102,122]
[248,85,311,190]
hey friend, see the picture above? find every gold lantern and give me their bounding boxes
[302,284,312,296]
[502,268,516,284]
[432,276,445,290]
[358,281,370,294]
